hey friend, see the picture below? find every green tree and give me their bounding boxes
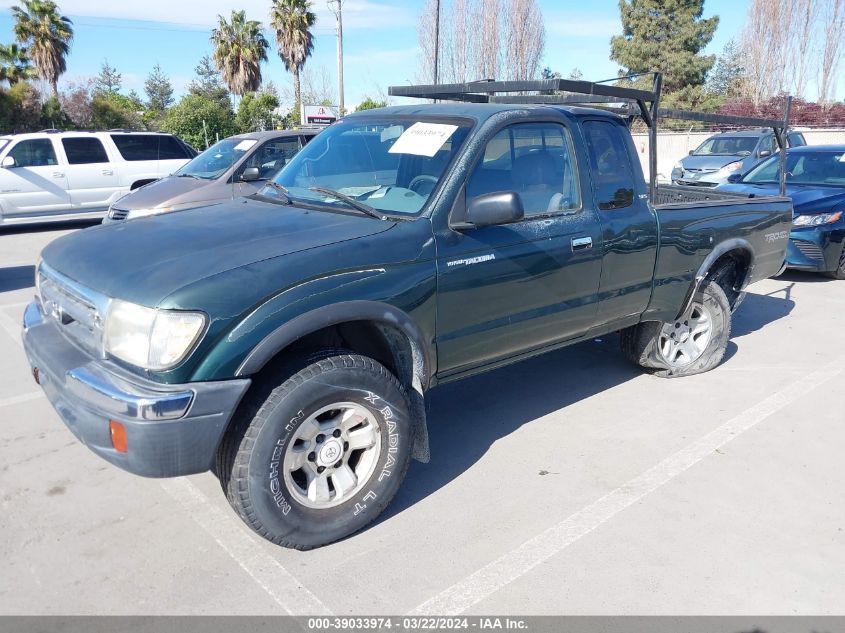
[188,54,232,107]
[706,39,744,98]
[0,43,35,86]
[356,96,387,111]
[144,63,174,112]
[270,0,315,112]
[94,58,121,94]
[0,81,45,132]
[160,93,236,149]
[211,10,269,98]
[610,0,718,92]
[91,92,142,130]
[11,0,73,97]
[235,91,280,132]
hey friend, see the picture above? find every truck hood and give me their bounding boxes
[114,175,224,210]
[717,183,845,214]
[680,154,746,171]
[41,197,395,306]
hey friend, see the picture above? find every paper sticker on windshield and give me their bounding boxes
[838,153,845,162]
[234,140,257,151]
[388,123,458,157]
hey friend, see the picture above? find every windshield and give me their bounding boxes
[175,137,258,180]
[743,151,845,186]
[263,118,472,216]
[693,136,758,156]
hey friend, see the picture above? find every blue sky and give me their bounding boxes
[0,0,805,110]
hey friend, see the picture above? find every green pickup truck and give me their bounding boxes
[22,79,793,549]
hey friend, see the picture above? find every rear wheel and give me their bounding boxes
[217,353,413,550]
[621,280,731,378]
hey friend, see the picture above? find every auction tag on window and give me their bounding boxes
[234,140,257,151]
[838,153,845,162]
[389,122,458,157]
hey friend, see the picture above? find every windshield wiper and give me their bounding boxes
[261,181,293,205]
[308,187,383,220]
[177,173,202,179]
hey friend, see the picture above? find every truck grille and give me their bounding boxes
[108,207,129,221]
[38,265,108,358]
[792,239,825,262]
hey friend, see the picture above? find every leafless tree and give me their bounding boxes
[740,0,795,105]
[818,0,845,105]
[791,0,820,98]
[417,0,544,85]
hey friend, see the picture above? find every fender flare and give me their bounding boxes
[234,300,432,388]
[675,238,755,320]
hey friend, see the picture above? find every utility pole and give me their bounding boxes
[329,0,345,115]
[433,0,440,85]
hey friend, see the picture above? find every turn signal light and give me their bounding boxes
[109,420,128,453]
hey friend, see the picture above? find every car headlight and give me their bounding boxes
[126,207,172,220]
[718,161,744,173]
[104,299,206,370]
[793,211,843,227]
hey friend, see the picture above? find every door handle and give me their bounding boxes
[571,236,593,251]
[52,172,65,178]
[101,169,113,176]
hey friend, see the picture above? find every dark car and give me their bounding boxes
[23,79,793,549]
[672,128,806,187]
[104,129,318,222]
[717,145,845,278]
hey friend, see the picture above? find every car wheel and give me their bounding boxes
[621,280,731,378]
[823,247,845,280]
[217,353,413,550]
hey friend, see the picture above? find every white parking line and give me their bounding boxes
[410,357,845,615]
[0,391,43,408]
[160,477,332,616]
[0,309,22,348]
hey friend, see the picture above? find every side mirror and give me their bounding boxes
[758,150,771,158]
[688,150,694,156]
[1,156,16,168]
[727,173,743,183]
[240,167,261,182]
[466,191,524,228]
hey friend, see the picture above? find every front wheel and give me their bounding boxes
[823,247,845,280]
[621,280,731,378]
[217,353,413,550]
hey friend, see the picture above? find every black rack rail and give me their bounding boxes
[388,73,792,200]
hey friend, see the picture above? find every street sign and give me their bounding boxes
[301,104,339,126]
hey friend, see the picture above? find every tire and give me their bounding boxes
[620,279,731,378]
[217,353,413,550]
[823,247,845,280]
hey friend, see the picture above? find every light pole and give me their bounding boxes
[329,0,345,115]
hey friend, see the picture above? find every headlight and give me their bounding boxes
[104,300,206,370]
[718,161,744,173]
[793,211,843,227]
[126,207,172,220]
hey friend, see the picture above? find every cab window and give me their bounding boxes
[241,138,301,179]
[467,122,581,217]
[582,120,635,210]
[8,139,58,167]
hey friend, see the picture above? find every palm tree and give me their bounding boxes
[11,0,73,97]
[210,10,269,99]
[0,43,35,86]
[270,0,316,113]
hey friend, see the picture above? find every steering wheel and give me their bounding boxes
[408,175,438,194]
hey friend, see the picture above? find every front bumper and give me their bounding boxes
[22,300,250,477]
[785,227,845,272]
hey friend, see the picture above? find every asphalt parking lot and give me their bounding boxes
[1,222,844,616]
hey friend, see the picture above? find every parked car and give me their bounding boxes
[104,129,318,222]
[671,128,806,187]
[23,86,792,550]
[717,145,845,278]
[0,130,195,225]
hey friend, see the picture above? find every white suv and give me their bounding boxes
[0,130,195,225]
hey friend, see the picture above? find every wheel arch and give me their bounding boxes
[675,239,755,319]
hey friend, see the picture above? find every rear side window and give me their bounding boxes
[62,137,109,164]
[582,120,635,210]
[787,133,806,147]
[110,134,191,161]
[8,139,57,167]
